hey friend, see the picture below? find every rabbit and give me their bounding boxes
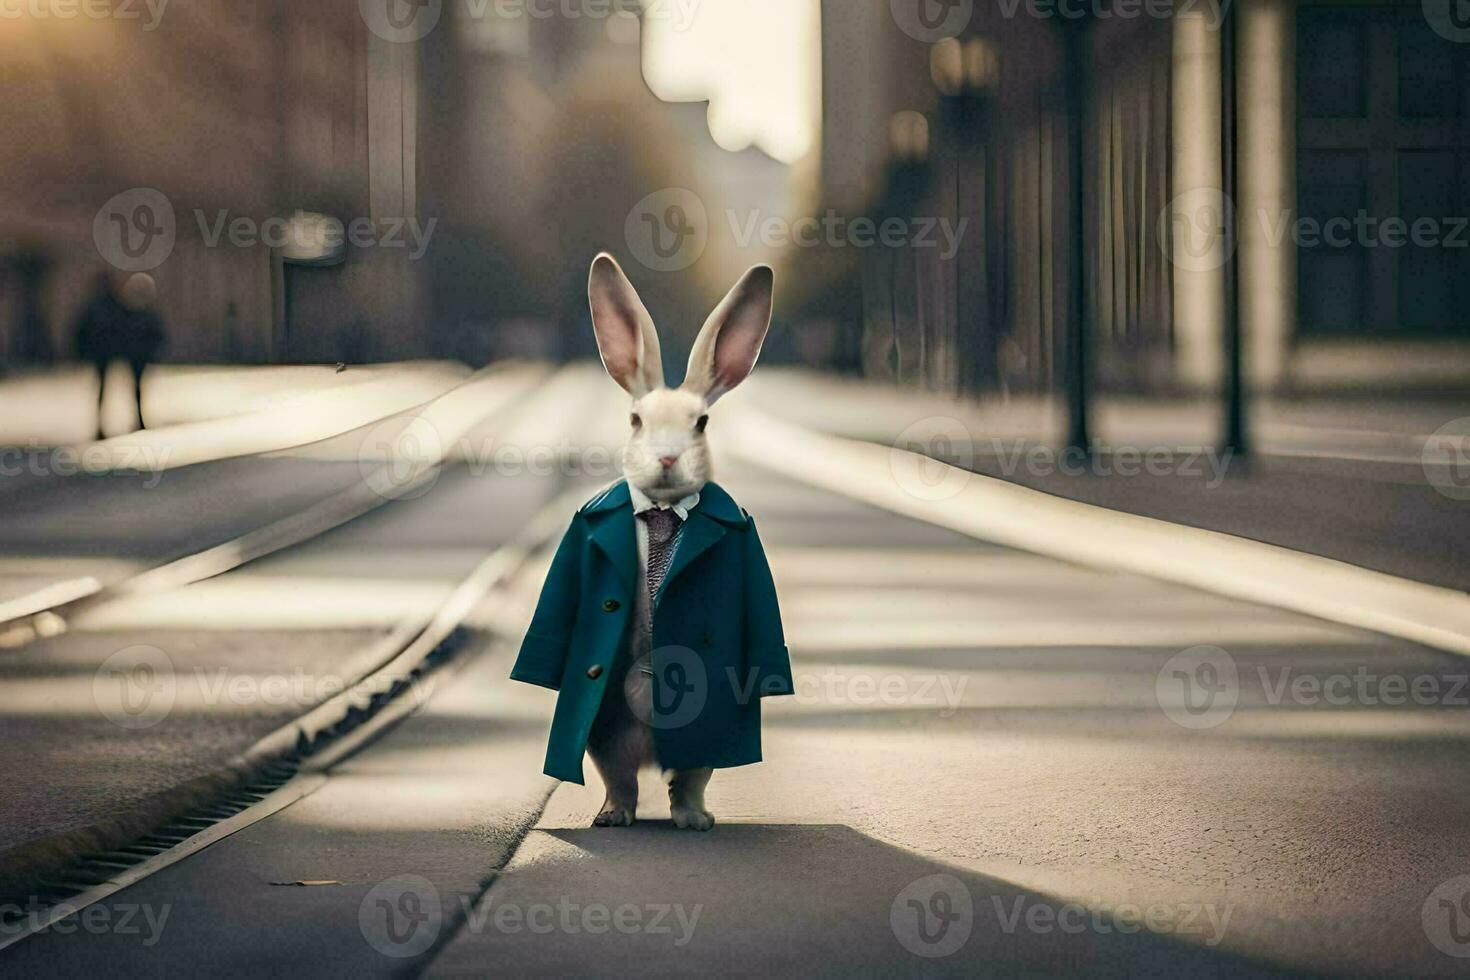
[581,252,780,832]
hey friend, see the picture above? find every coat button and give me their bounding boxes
[700,632,713,647]
[586,664,604,680]
[602,599,620,612]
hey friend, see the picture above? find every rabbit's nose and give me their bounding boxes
[659,455,679,470]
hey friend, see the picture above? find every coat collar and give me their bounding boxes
[582,480,747,527]
[582,481,747,596]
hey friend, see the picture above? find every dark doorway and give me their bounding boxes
[1296,2,1470,336]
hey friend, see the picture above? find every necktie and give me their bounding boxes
[639,507,683,610]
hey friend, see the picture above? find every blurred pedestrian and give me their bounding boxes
[72,271,167,440]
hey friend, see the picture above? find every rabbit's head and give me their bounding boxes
[588,252,774,503]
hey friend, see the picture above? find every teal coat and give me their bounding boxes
[510,480,794,784]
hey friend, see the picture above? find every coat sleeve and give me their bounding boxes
[742,517,794,698]
[509,515,584,691]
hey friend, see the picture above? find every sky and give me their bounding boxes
[641,0,821,165]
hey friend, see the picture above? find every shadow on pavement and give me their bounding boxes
[430,823,1298,978]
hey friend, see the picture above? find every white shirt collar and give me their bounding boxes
[628,483,701,521]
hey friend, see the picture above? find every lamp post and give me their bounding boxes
[1059,16,1093,456]
[866,111,934,383]
[1220,0,1249,460]
[931,37,997,396]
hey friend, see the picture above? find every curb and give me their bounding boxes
[729,406,1470,659]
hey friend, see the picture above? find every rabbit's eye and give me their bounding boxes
[630,413,642,429]
[695,415,709,434]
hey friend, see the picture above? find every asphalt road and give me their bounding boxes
[6,460,1469,977]
[0,379,566,897]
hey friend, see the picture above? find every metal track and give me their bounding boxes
[0,483,582,952]
[0,365,547,650]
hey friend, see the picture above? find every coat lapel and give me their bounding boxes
[585,484,638,595]
[659,512,731,602]
[583,480,749,601]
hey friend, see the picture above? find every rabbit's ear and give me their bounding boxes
[683,264,774,405]
[589,253,664,397]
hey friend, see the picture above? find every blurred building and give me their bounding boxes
[6,0,1465,397]
[0,0,429,364]
[818,0,1470,397]
[0,0,810,372]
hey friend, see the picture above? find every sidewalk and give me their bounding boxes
[743,370,1470,595]
[0,362,472,447]
[0,363,541,612]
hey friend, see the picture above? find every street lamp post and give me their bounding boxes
[1220,0,1249,460]
[1060,17,1093,455]
[931,37,997,397]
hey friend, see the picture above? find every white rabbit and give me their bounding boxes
[583,252,775,831]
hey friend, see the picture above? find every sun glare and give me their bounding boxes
[641,0,821,165]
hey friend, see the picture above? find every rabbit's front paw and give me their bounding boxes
[671,805,715,832]
[593,805,635,827]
